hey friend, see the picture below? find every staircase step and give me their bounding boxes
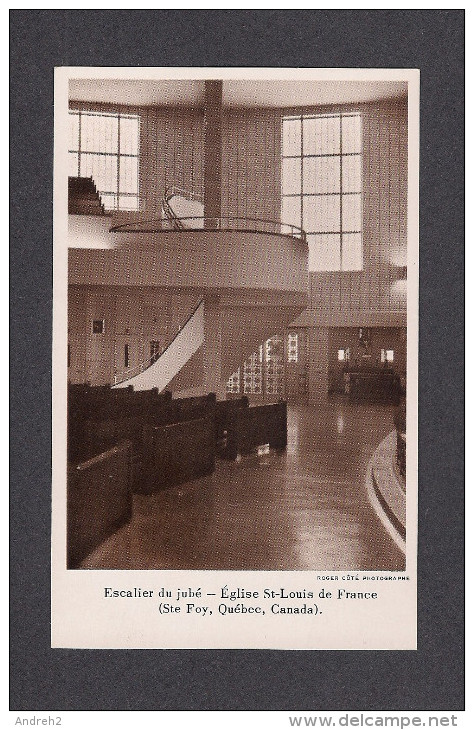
[69,204,106,216]
[69,176,105,215]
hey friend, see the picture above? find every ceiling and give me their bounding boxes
[69,78,408,108]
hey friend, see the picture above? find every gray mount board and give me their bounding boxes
[10,9,464,712]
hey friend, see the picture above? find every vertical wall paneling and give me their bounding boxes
[203,81,223,220]
[380,102,393,310]
[222,109,281,224]
[307,327,330,403]
[376,103,384,308]
[137,106,204,213]
[366,105,380,310]
[367,104,381,310]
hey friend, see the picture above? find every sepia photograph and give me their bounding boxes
[62,71,411,573]
[51,66,418,649]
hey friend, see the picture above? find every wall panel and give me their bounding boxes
[140,107,204,214]
[220,99,407,316]
[222,109,281,224]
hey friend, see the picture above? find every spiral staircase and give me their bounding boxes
[68,183,309,395]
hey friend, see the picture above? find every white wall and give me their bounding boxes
[69,228,308,296]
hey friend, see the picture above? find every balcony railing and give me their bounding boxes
[110,186,307,244]
[110,214,307,243]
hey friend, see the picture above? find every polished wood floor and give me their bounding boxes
[81,400,405,571]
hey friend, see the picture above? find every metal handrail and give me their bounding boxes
[112,298,204,386]
[111,214,307,243]
[164,185,202,203]
[162,186,203,231]
[110,186,307,242]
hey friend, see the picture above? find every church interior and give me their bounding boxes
[65,77,408,571]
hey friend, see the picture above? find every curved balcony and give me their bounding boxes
[69,215,308,300]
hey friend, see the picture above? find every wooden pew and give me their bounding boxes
[67,440,133,568]
[225,401,287,460]
[169,392,216,424]
[68,385,172,461]
[138,416,215,494]
[214,396,249,459]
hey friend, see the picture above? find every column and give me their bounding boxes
[203,294,226,400]
[203,80,223,224]
[307,327,329,404]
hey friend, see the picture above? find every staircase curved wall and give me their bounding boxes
[113,300,204,391]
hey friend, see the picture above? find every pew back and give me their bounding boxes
[226,401,287,459]
[67,439,133,568]
[139,417,215,494]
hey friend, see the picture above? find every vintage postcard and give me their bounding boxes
[52,67,419,649]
